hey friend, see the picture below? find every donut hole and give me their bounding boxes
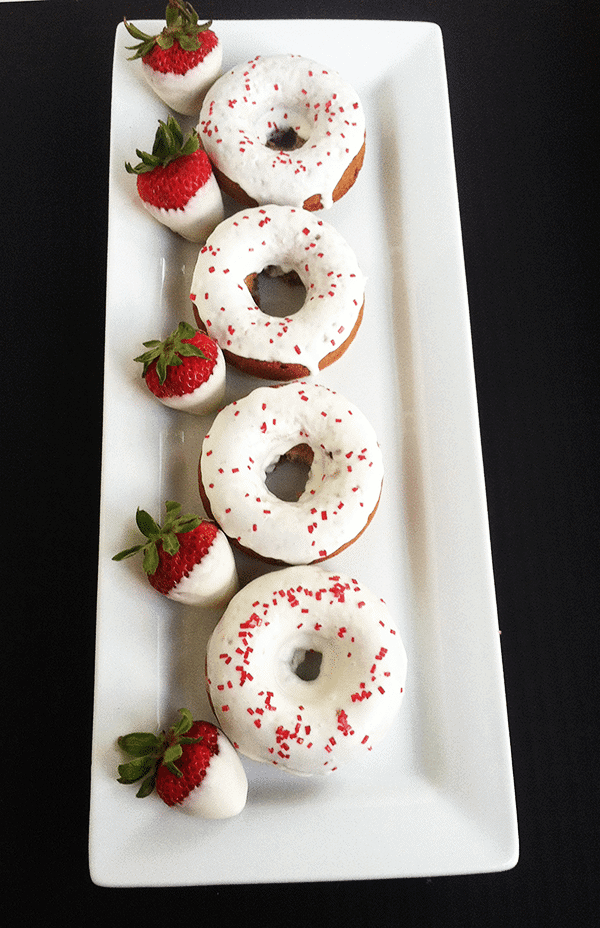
[265,443,314,501]
[260,106,311,152]
[290,647,323,682]
[245,269,306,318]
[266,126,305,151]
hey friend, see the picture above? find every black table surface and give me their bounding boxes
[3,0,597,923]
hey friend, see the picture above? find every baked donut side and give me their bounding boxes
[193,300,364,382]
[212,137,366,212]
[198,382,384,565]
[190,205,365,380]
[199,55,366,210]
[205,565,407,776]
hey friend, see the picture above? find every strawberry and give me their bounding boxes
[124,1,222,116]
[135,321,226,415]
[117,708,248,818]
[112,500,238,607]
[125,115,224,242]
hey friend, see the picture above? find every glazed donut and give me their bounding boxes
[190,205,365,380]
[198,54,366,210]
[198,382,383,564]
[205,565,407,776]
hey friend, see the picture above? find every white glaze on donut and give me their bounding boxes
[190,205,365,375]
[199,55,365,208]
[205,565,407,776]
[199,382,383,564]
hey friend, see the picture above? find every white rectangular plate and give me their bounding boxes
[89,19,518,887]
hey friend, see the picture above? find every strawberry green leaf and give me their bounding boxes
[116,707,200,798]
[112,543,145,561]
[134,322,207,382]
[161,531,180,557]
[134,322,206,385]
[117,755,155,784]
[118,732,162,756]
[172,707,194,736]
[178,32,201,51]
[163,743,184,777]
[135,508,160,539]
[164,744,183,765]
[165,500,182,516]
[157,34,175,50]
[124,3,213,60]
[125,117,200,175]
[123,21,152,42]
[172,515,202,534]
[178,321,196,338]
[177,343,205,358]
[113,502,202,575]
[165,2,179,28]
[142,542,160,576]
[155,353,169,385]
[136,773,157,798]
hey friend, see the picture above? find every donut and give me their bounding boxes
[198,54,366,210]
[205,565,407,776]
[190,205,365,380]
[198,382,383,564]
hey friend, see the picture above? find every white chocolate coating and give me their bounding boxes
[199,54,365,208]
[142,41,223,116]
[190,205,365,374]
[199,382,383,564]
[156,344,226,415]
[206,565,407,776]
[179,730,248,818]
[168,528,239,607]
[141,170,225,243]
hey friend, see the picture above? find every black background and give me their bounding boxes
[3,0,598,923]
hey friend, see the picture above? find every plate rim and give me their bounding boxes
[89,17,518,887]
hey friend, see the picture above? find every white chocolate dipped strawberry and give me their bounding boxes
[124,2,222,116]
[117,709,248,818]
[113,501,239,608]
[125,116,224,242]
[135,321,226,415]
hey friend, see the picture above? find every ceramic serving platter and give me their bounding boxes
[89,19,519,887]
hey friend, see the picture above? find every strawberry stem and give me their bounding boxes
[124,2,212,60]
[112,500,202,575]
[134,321,207,385]
[117,709,204,798]
[125,117,200,175]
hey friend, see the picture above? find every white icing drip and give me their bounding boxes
[205,565,407,776]
[141,41,223,116]
[179,731,247,817]
[141,170,224,243]
[167,528,238,607]
[200,382,383,564]
[190,205,365,373]
[156,345,226,415]
[199,55,365,208]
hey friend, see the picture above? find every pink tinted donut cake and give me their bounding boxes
[205,564,407,775]
[198,54,366,210]
[190,205,365,380]
[198,382,383,564]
